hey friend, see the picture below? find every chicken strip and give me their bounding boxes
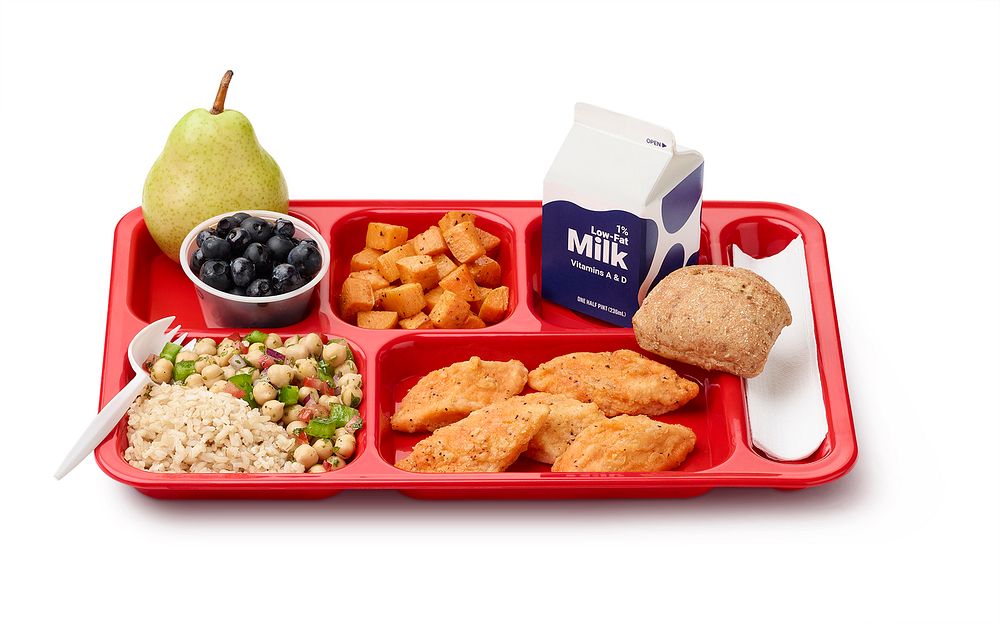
[391,357,528,433]
[527,349,699,417]
[395,396,548,473]
[519,392,607,464]
[551,415,696,472]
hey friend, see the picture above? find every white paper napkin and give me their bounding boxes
[732,237,828,461]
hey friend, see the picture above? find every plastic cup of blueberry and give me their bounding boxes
[180,210,330,328]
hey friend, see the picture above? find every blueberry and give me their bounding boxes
[199,260,232,291]
[300,238,319,247]
[195,229,214,248]
[230,212,251,224]
[273,218,295,238]
[272,263,305,294]
[266,235,297,263]
[245,278,273,297]
[230,257,256,288]
[228,286,247,297]
[215,216,240,238]
[287,242,322,279]
[243,242,272,277]
[200,235,232,260]
[226,227,252,254]
[241,216,273,244]
[190,248,206,273]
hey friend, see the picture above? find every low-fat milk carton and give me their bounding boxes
[541,103,704,326]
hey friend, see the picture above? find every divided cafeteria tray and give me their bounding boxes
[94,200,857,499]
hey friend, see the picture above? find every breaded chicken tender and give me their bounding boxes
[551,415,696,472]
[395,396,548,473]
[519,392,607,464]
[527,350,699,417]
[391,357,528,432]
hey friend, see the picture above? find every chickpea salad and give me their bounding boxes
[141,330,363,473]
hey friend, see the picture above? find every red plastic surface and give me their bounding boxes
[95,200,857,499]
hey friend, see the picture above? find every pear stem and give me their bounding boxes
[210,70,233,114]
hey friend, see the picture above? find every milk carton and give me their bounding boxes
[541,103,704,326]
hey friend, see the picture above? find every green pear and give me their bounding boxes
[143,70,288,261]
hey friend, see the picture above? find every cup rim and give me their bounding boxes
[179,209,330,305]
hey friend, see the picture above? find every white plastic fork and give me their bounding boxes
[54,316,193,479]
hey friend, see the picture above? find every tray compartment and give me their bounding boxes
[374,332,739,473]
[327,208,518,330]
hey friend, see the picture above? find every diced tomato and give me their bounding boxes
[259,355,275,370]
[303,377,335,396]
[296,431,309,445]
[222,382,246,399]
[226,331,241,343]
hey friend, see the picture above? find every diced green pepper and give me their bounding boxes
[278,385,299,406]
[246,330,268,344]
[315,359,334,383]
[328,404,359,428]
[228,373,256,407]
[173,360,196,382]
[304,417,338,439]
[159,342,182,363]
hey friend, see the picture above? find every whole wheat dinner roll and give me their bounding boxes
[632,265,792,377]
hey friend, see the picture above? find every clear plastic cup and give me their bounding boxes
[179,210,330,328]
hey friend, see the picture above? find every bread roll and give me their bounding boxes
[632,265,791,377]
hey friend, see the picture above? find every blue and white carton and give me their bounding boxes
[541,103,704,326]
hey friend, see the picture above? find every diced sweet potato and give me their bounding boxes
[399,311,434,330]
[339,277,374,321]
[432,254,458,282]
[429,290,471,329]
[350,247,383,272]
[469,256,502,288]
[380,283,425,319]
[478,286,509,324]
[395,255,439,290]
[461,313,486,329]
[357,310,399,329]
[375,242,416,282]
[438,211,476,232]
[348,269,391,291]
[411,226,449,256]
[374,287,391,309]
[423,286,445,312]
[366,222,409,251]
[470,286,492,314]
[443,220,486,264]
[439,264,482,301]
[477,227,501,254]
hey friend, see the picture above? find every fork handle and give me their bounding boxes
[54,374,149,479]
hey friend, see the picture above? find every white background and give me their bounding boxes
[2,1,998,622]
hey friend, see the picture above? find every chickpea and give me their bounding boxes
[318,394,341,409]
[185,373,204,388]
[333,427,348,438]
[253,381,277,404]
[150,358,173,383]
[284,343,309,363]
[221,365,236,380]
[216,345,236,366]
[313,438,336,460]
[194,338,217,356]
[283,335,300,347]
[209,380,229,393]
[307,464,327,474]
[282,405,303,425]
[334,433,356,459]
[340,386,362,408]
[201,363,223,382]
[194,356,212,373]
[266,364,294,389]
[244,350,264,368]
[286,420,308,436]
[265,333,283,350]
[175,350,198,363]
[340,373,363,388]
[322,342,348,367]
[218,337,235,349]
[334,360,357,376]
[325,455,347,472]
[298,386,319,405]
[247,342,267,355]
[261,400,284,422]
[300,333,323,357]
[295,358,318,380]
[293,443,319,468]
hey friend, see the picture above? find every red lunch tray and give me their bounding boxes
[94,200,857,499]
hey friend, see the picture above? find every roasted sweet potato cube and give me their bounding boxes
[439,264,482,301]
[348,269,391,291]
[339,277,374,321]
[399,311,434,330]
[374,287,392,309]
[350,247,383,272]
[366,222,409,251]
[395,255,439,290]
[432,254,458,282]
[443,220,486,264]
[461,313,486,329]
[429,290,471,329]
[357,310,399,330]
[375,242,416,282]
[423,286,445,312]
[476,227,501,254]
[469,256,502,288]
[411,226,449,256]
[380,283,425,319]
[438,211,476,232]
[470,286,492,314]
[478,286,509,324]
